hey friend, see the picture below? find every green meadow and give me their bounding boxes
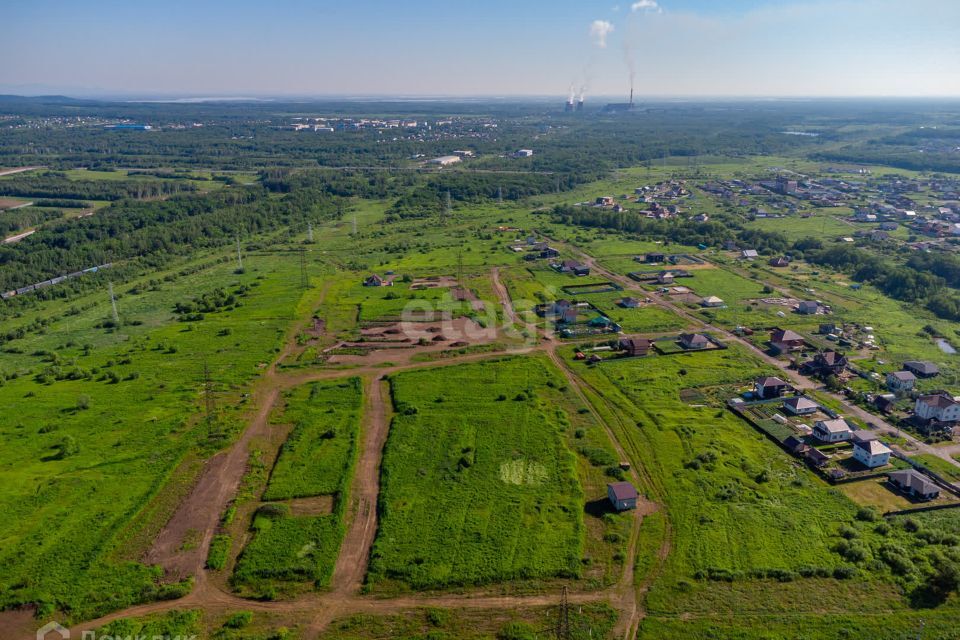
[0,247,310,620]
[369,356,585,591]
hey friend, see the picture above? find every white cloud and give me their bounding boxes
[589,19,615,48]
[631,0,662,13]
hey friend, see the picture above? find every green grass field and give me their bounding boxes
[264,378,362,501]
[0,247,313,621]
[368,356,585,591]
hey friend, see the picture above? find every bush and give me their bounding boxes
[76,394,90,410]
[856,507,880,522]
[497,622,536,640]
[224,611,253,629]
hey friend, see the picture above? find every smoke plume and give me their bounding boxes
[589,20,614,48]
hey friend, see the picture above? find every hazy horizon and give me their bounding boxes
[4,0,960,99]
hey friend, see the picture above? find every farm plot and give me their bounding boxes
[368,356,584,591]
[233,378,362,596]
[587,293,690,334]
[264,378,362,501]
[682,267,767,303]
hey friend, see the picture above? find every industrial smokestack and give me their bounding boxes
[576,87,585,111]
[630,87,634,106]
[565,86,575,111]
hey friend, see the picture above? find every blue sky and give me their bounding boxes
[2,0,959,98]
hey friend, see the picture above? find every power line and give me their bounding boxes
[300,247,309,289]
[108,281,119,325]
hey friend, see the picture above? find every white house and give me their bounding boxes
[915,392,960,423]
[701,295,725,308]
[853,439,891,468]
[514,149,534,158]
[886,371,916,393]
[741,249,759,260]
[813,418,853,443]
[783,396,818,416]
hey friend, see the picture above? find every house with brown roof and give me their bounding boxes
[619,337,652,357]
[754,376,789,400]
[888,469,940,501]
[801,351,848,377]
[769,256,790,268]
[769,329,806,354]
[363,274,388,287]
[607,482,638,511]
[915,392,960,424]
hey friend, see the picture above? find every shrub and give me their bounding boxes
[76,395,90,410]
[224,611,253,629]
[497,622,536,640]
[856,507,879,522]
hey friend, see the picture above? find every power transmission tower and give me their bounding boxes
[457,251,465,290]
[558,586,571,640]
[202,361,216,425]
[300,247,309,289]
[307,221,313,243]
[497,185,503,204]
[108,281,119,325]
[352,213,358,235]
[442,191,452,224]
[236,234,243,271]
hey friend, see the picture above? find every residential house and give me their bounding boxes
[805,447,831,467]
[619,337,652,357]
[904,361,940,378]
[755,376,789,400]
[796,301,820,315]
[819,323,838,335]
[802,351,848,377]
[853,439,892,469]
[657,272,675,285]
[700,295,725,308]
[783,396,818,415]
[679,333,710,350]
[915,392,960,424]
[619,297,641,309]
[644,252,666,263]
[769,257,790,268]
[595,196,615,207]
[692,213,710,223]
[540,247,561,259]
[363,274,386,287]
[813,418,853,443]
[874,395,897,415]
[888,469,940,501]
[887,371,916,393]
[554,260,590,276]
[769,328,806,354]
[607,482,638,511]
[784,435,807,454]
[741,249,759,260]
